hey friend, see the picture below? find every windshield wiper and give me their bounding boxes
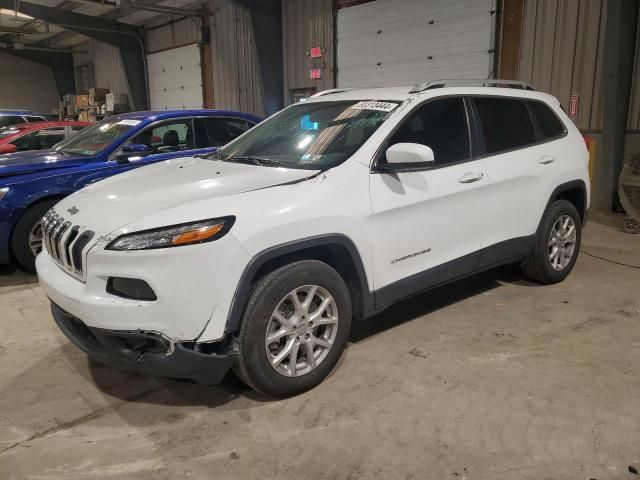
[223,156,288,168]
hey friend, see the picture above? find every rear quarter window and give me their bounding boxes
[527,100,566,140]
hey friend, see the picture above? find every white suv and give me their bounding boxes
[37,81,590,397]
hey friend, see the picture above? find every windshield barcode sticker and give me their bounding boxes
[117,119,141,126]
[352,101,397,112]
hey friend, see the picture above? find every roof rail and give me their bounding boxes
[409,79,535,94]
[308,88,356,98]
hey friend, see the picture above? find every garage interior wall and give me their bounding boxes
[282,0,335,105]
[517,0,607,132]
[208,0,264,117]
[72,40,133,109]
[513,0,640,210]
[0,51,60,113]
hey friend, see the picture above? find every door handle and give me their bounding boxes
[538,155,556,165]
[458,172,484,184]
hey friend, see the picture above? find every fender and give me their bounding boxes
[224,234,374,334]
[542,179,588,228]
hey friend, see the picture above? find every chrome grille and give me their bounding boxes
[42,209,95,280]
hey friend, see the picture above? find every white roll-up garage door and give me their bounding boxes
[147,44,203,110]
[337,0,495,88]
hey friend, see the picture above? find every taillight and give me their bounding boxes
[582,135,591,149]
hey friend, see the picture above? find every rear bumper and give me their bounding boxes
[51,302,237,385]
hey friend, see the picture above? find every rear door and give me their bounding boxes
[471,96,560,253]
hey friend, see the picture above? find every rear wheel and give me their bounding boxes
[521,199,581,284]
[234,260,352,398]
[11,199,57,273]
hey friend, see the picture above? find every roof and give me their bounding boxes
[110,109,264,122]
[2,121,90,131]
[305,85,560,106]
[0,109,37,115]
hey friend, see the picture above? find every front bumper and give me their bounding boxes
[51,302,237,385]
[36,231,251,342]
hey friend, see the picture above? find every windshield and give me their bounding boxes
[214,100,399,169]
[0,126,24,139]
[53,118,141,156]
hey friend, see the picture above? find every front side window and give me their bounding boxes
[54,118,141,156]
[12,131,36,151]
[26,116,46,122]
[127,119,194,154]
[527,100,566,140]
[473,97,535,155]
[214,100,398,170]
[32,128,65,150]
[0,116,24,128]
[386,97,470,166]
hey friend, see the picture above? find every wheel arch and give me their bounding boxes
[225,234,374,335]
[9,194,67,257]
[547,179,588,225]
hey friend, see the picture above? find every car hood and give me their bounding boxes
[0,151,87,179]
[56,156,319,237]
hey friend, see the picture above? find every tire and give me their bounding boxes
[521,199,582,284]
[11,199,58,273]
[234,260,352,398]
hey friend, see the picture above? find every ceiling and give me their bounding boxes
[0,0,204,49]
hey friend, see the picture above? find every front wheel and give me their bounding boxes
[234,260,352,398]
[521,199,582,284]
[11,199,58,273]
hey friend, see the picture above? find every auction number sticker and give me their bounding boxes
[352,101,398,113]
[117,119,142,126]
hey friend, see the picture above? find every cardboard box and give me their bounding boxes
[105,92,128,112]
[89,88,110,106]
[76,94,90,107]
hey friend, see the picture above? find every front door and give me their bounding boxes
[369,97,489,306]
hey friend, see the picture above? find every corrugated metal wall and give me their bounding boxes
[518,0,607,132]
[145,16,201,53]
[628,8,640,131]
[282,0,334,103]
[0,51,60,112]
[72,40,133,109]
[208,0,264,116]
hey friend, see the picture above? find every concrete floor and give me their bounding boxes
[1,213,639,480]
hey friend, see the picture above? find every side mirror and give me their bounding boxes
[0,143,17,154]
[116,143,149,163]
[384,143,435,170]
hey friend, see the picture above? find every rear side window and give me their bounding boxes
[473,97,535,155]
[196,117,253,147]
[26,116,46,122]
[387,97,470,166]
[527,100,566,140]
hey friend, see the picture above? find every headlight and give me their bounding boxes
[106,216,235,251]
[0,187,9,201]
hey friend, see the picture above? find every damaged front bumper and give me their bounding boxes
[51,302,237,386]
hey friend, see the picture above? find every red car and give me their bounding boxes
[0,121,90,154]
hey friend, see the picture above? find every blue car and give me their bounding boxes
[0,109,262,271]
[0,109,47,127]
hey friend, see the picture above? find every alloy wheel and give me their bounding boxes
[548,215,577,271]
[28,220,44,257]
[265,285,339,377]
